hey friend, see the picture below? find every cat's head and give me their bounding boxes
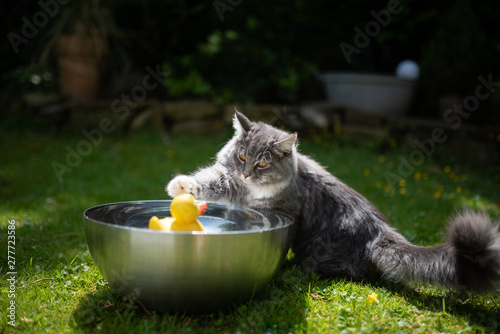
[218,111,298,198]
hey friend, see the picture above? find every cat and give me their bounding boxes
[166,111,500,292]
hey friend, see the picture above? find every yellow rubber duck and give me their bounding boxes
[149,194,207,232]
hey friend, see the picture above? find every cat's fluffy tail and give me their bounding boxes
[372,211,500,291]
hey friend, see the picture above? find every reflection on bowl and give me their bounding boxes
[83,201,294,312]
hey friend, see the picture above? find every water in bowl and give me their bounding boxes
[93,201,281,233]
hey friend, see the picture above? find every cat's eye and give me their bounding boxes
[257,161,267,168]
[239,153,247,161]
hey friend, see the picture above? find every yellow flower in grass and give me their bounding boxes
[368,292,378,303]
[444,166,451,173]
[166,149,175,158]
[363,169,370,176]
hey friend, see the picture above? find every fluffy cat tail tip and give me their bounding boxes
[446,210,500,291]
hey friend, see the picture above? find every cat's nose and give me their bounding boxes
[243,173,250,179]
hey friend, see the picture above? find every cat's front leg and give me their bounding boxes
[166,163,234,201]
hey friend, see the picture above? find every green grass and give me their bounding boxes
[1,125,499,333]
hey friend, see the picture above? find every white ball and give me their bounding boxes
[395,60,420,80]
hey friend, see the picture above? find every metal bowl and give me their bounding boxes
[83,200,294,312]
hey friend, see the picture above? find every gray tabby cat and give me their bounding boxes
[167,111,500,292]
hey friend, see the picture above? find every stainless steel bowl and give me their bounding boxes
[83,200,294,312]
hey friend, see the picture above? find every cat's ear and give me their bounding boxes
[233,108,252,135]
[275,133,297,153]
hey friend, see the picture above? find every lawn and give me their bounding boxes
[1,119,499,333]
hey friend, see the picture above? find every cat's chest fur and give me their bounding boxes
[241,178,301,216]
[245,179,290,200]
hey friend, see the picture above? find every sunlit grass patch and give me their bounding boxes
[1,130,499,333]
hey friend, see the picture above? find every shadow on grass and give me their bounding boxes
[70,264,309,333]
[369,278,500,333]
[402,288,499,332]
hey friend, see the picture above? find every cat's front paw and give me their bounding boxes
[166,175,200,198]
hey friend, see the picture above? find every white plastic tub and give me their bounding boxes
[318,72,416,115]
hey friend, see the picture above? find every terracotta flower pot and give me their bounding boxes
[56,34,103,101]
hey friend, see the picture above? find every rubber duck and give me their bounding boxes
[149,194,207,232]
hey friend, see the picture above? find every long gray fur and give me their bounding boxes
[166,111,500,292]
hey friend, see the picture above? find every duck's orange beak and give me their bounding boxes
[197,201,207,215]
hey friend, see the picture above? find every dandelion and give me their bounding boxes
[384,185,391,192]
[368,292,378,303]
[456,186,462,194]
[363,169,370,176]
[460,175,467,182]
[378,155,385,163]
[413,171,422,181]
[398,179,406,187]
[166,149,175,158]
[334,123,342,135]
[434,191,442,199]
[375,181,382,188]
[444,166,451,173]
[400,188,407,195]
